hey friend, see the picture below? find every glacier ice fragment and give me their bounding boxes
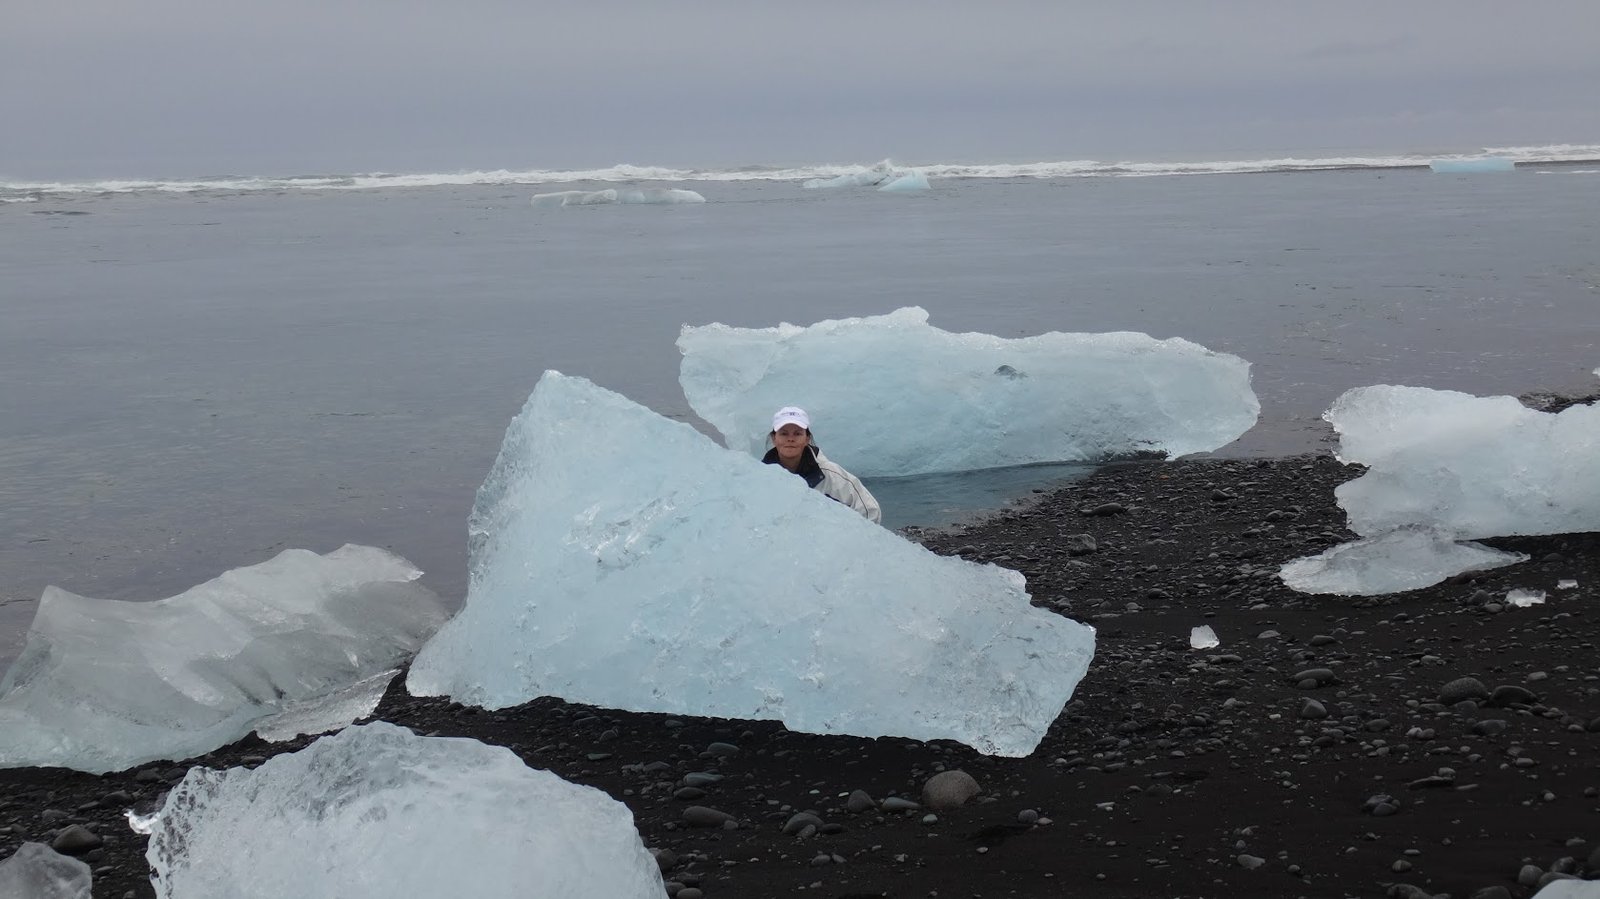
[1506,588,1546,607]
[408,372,1094,757]
[144,722,662,899]
[1281,385,1600,596]
[803,159,910,188]
[1280,531,1528,596]
[878,171,931,192]
[531,187,704,206]
[679,307,1259,476]
[1189,626,1219,650]
[1557,579,1578,590]
[1428,157,1515,173]
[0,843,91,899]
[0,545,445,773]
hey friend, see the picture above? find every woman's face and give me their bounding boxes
[773,424,810,463]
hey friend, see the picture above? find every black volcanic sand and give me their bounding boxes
[4,453,1599,899]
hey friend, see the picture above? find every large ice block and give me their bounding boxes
[144,722,662,899]
[407,372,1094,757]
[0,545,445,774]
[1281,386,1600,595]
[0,843,91,899]
[803,159,915,188]
[678,307,1259,476]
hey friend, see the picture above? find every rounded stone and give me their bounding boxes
[1439,676,1490,704]
[923,770,982,809]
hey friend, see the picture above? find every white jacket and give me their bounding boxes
[763,446,882,524]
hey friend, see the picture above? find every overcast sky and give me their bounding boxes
[5,0,1598,179]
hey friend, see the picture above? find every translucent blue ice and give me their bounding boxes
[1281,385,1600,595]
[878,171,931,192]
[145,723,662,899]
[803,159,920,189]
[0,843,91,899]
[407,372,1094,757]
[678,307,1259,477]
[0,546,445,773]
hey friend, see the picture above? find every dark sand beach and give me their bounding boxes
[4,444,1598,899]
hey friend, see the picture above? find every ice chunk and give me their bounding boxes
[1281,385,1600,595]
[1530,881,1600,899]
[408,372,1094,757]
[1189,626,1219,650]
[803,159,906,188]
[678,307,1259,476]
[1429,157,1515,173]
[531,187,704,206]
[144,722,661,899]
[878,171,931,192]
[1557,579,1579,590]
[0,545,445,774]
[0,843,91,899]
[1506,588,1546,607]
[1280,530,1528,596]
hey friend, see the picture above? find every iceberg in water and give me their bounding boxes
[0,545,446,774]
[678,307,1259,477]
[144,722,662,899]
[1281,385,1600,595]
[1428,157,1515,174]
[879,171,931,192]
[0,843,91,899]
[408,372,1094,757]
[531,187,705,207]
[803,159,928,189]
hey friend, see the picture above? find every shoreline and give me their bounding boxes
[4,451,1599,898]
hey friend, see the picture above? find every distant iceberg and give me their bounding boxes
[1281,385,1599,595]
[0,545,445,774]
[878,171,931,192]
[679,307,1259,477]
[1428,157,1515,174]
[803,159,929,189]
[530,187,705,207]
[408,372,1094,757]
[145,723,663,899]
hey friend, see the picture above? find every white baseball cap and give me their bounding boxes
[771,406,810,432]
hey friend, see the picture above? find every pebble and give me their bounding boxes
[845,790,876,813]
[1299,699,1328,720]
[51,825,102,854]
[681,806,734,828]
[1439,676,1490,704]
[1237,854,1265,869]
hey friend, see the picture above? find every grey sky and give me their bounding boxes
[4,0,1598,178]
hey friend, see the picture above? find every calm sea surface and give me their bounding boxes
[3,167,1597,664]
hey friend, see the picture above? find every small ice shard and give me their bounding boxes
[0,843,91,899]
[1281,384,1600,595]
[1279,530,1527,596]
[0,545,446,774]
[408,372,1094,757]
[1557,579,1579,590]
[1506,588,1547,607]
[144,722,662,899]
[1428,157,1515,173]
[878,171,931,192]
[531,187,704,206]
[1530,879,1600,898]
[250,668,398,742]
[678,307,1259,476]
[1190,626,1219,650]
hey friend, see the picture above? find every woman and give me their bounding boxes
[762,406,881,524]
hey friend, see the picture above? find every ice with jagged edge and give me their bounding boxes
[0,545,446,774]
[407,372,1094,757]
[678,307,1259,477]
[143,722,662,899]
[1282,384,1600,595]
[531,187,705,207]
[804,159,929,189]
[0,843,91,899]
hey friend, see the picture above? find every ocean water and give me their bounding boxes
[4,151,1599,665]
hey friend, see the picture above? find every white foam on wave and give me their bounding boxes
[8,143,1597,196]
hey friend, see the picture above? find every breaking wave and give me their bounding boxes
[6,144,1598,198]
